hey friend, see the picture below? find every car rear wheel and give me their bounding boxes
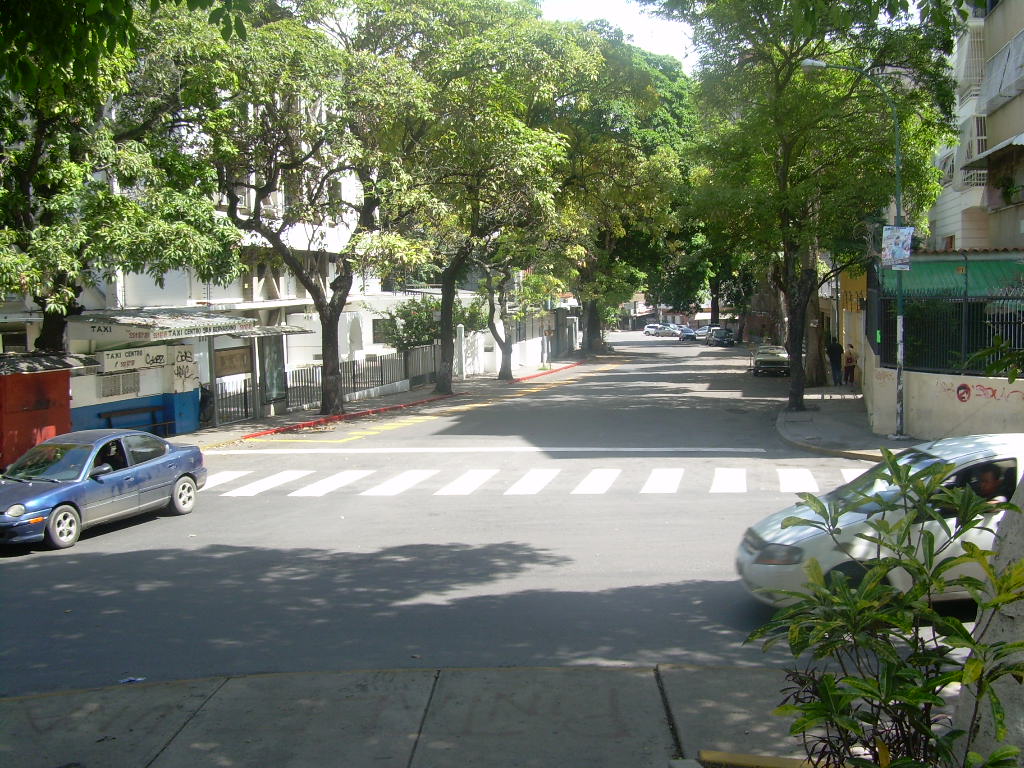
[169,476,197,515]
[45,505,81,549]
[827,561,868,589]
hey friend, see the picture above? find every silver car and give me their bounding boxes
[736,433,1024,606]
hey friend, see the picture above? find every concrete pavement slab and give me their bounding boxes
[0,677,224,768]
[150,670,438,768]
[659,664,806,761]
[409,666,676,768]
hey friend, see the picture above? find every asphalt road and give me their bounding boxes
[0,332,873,696]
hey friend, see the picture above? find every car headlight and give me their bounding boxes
[4,504,27,518]
[754,543,804,565]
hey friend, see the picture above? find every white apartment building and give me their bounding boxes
[928,0,1024,251]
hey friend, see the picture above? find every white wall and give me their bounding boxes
[864,351,1024,438]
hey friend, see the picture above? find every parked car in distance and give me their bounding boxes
[707,327,735,346]
[752,345,790,376]
[643,323,663,335]
[694,325,717,341]
[655,324,680,337]
[736,433,1024,606]
[677,325,696,341]
[0,429,207,549]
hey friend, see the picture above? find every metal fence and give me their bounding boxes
[287,365,322,411]
[285,343,440,411]
[215,377,252,425]
[406,343,439,387]
[878,293,1024,374]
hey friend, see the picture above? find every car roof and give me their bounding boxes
[757,345,787,353]
[40,429,162,446]
[913,433,1024,462]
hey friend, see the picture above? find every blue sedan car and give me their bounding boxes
[0,429,207,549]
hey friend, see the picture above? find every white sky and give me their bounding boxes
[540,0,695,69]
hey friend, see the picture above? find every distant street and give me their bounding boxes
[0,332,872,696]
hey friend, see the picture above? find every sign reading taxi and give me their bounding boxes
[99,345,167,373]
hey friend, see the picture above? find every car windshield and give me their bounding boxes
[826,448,945,502]
[4,443,93,482]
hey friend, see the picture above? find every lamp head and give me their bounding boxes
[800,58,828,71]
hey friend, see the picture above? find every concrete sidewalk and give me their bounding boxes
[3,361,917,768]
[775,385,919,461]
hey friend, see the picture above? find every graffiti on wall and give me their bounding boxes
[937,379,1024,404]
[172,348,200,393]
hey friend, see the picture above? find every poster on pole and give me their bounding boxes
[881,225,914,270]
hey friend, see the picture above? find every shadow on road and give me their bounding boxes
[2,541,782,697]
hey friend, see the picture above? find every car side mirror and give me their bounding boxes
[90,463,113,478]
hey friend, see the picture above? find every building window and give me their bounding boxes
[943,235,956,250]
[372,318,394,345]
[98,372,140,398]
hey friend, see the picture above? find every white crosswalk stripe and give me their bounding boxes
[640,468,684,494]
[777,468,819,493]
[361,470,439,496]
[288,470,376,497]
[504,469,560,495]
[841,467,867,483]
[203,465,864,497]
[709,468,746,493]
[571,469,621,494]
[435,469,499,496]
[223,468,315,499]
[222,470,315,497]
[202,470,253,491]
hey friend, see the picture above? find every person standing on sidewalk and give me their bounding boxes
[826,337,843,386]
[843,343,858,386]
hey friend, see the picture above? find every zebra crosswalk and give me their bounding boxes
[201,466,868,499]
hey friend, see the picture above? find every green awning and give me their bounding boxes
[880,259,1024,298]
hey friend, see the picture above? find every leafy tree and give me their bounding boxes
[376,294,486,352]
[649,0,954,409]
[193,0,432,413]
[399,1,583,394]
[0,0,247,93]
[549,35,691,353]
[0,8,242,351]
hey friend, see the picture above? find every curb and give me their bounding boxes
[774,407,884,462]
[239,392,460,439]
[236,361,586,440]
[697,751,808,768]
[511,361,584,383]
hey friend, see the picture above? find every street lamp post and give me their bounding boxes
[801,58,908,438]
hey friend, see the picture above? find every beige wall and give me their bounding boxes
[988,96,1024,147]
[985,0,1024,58]
[864,351,1024,438]
[988,204,1024,246]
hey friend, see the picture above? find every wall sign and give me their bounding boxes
[99,345,167,373]
[215,346,253,377]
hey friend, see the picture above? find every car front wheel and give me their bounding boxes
[169,476,197,515]
[45,505,81,549]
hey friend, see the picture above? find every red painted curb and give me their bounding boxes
[240,392,459,439]
[239,361,585,440]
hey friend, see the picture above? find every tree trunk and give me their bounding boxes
[582,299,602,353]
[483,268,515,381]
[784,267,817,411]
[32,278,83,352]
[496,337,514,380]
[803,294,827,387]
[319,313,345,414]
[434,254,467,395]
[34,308,72,352]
